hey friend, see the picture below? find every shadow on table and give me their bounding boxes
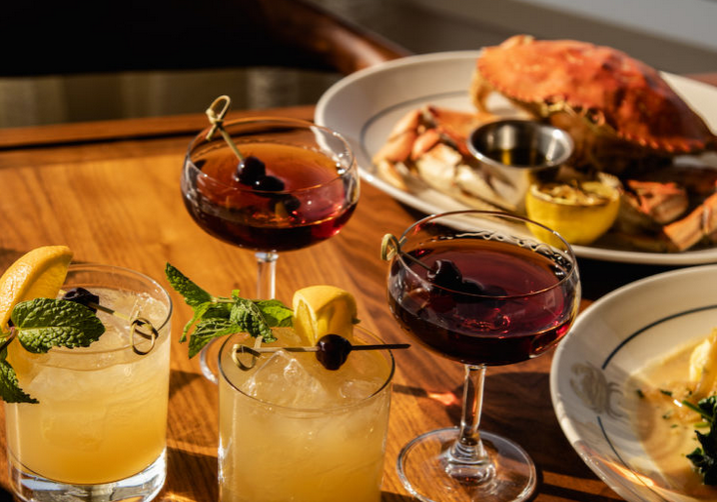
[164,447,218,501]
[394,369,616,489]
[169,369,206,400]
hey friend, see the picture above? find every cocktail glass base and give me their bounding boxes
[397,427,536,502]
[8,448,166,502]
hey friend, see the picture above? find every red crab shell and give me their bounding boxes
[471,35,717,170]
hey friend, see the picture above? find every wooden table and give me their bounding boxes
[0,73,715,501]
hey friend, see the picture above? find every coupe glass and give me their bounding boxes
[384,210,580,502]
[181,117,359,299]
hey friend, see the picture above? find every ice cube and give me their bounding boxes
[241,351,331,408]
[339,378,384,401]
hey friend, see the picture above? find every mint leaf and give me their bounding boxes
[165,263,213,307]
[254,299,293,328]
[230,299,276,343]
[188,318,238,358]
[12,298,105,353]
[180,301,231,343]
[0,355,37,404]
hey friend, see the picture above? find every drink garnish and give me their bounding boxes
[235,155,266,185]
[0,247,165,403]
[204,95,244,159]
[60,287,158,355]
[292,285,358,345]
[0,298,105,403]
[62,287,101,313]
[165,263,408,369]
[381,233,507,297]
[0,246,106,403]
[380,233,430,270]
[165,263,292,358]
[232,334,409,371]
[202,95,294,208]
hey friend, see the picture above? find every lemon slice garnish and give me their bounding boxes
[292,285,357,346]
[0,246,73,330]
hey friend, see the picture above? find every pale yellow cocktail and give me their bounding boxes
[3,264,172,499]
[217,327,394,502]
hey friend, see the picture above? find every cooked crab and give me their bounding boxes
[372,105,517,210]
[373,36,717,252]
[471,35,717,173]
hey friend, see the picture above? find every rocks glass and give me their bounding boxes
[5,264,173,502]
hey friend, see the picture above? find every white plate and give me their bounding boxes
[551,265,717,501]
[315,51,717,265]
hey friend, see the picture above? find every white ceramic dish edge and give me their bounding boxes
[315,51,717,266]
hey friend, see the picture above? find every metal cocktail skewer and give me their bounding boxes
[237,342,410,355]
[232,341,410,371]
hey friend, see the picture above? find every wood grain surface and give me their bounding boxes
[1,73,715,500]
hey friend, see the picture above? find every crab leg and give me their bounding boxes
[663,192,717,251]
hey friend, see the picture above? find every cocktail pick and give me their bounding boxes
[58,288,159,356]
[0,297,157,356]
[380,233,431,270]
[60,288,159,356]
[204,95,245,161]
[87,301,158,356]
[232,334,410,371]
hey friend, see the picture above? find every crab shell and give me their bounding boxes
[471,35,717,172]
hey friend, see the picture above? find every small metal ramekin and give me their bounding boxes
[467,119,574,212]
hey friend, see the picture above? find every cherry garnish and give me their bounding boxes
[426,259,463,290]
[424,259,507,313]
[427,259,506,296]
[281,195,301,213]
[62,287,100,313]
[316,334,352,370]
[234,155,288,199]
[235,155,265,185]
[255,175,285,192]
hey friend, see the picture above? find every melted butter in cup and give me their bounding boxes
[467,119,574,213]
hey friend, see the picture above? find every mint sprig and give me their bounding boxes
[0,299,106,404]
[165,263,293,358]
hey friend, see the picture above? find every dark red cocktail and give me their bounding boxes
[181,117,359,299]
[184,142,356,253]
[388,236,576,366]
[384,210,580,502]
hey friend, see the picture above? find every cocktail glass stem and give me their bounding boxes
[255,252,279,299]
[396,362,536,502]
[444,364,495,483]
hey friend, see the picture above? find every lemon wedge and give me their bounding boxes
[292,285,357,345]
[0,246,73,330]
[525,179,620,245]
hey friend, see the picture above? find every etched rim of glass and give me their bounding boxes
[394,209,579,299]
[218,325,396,414]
